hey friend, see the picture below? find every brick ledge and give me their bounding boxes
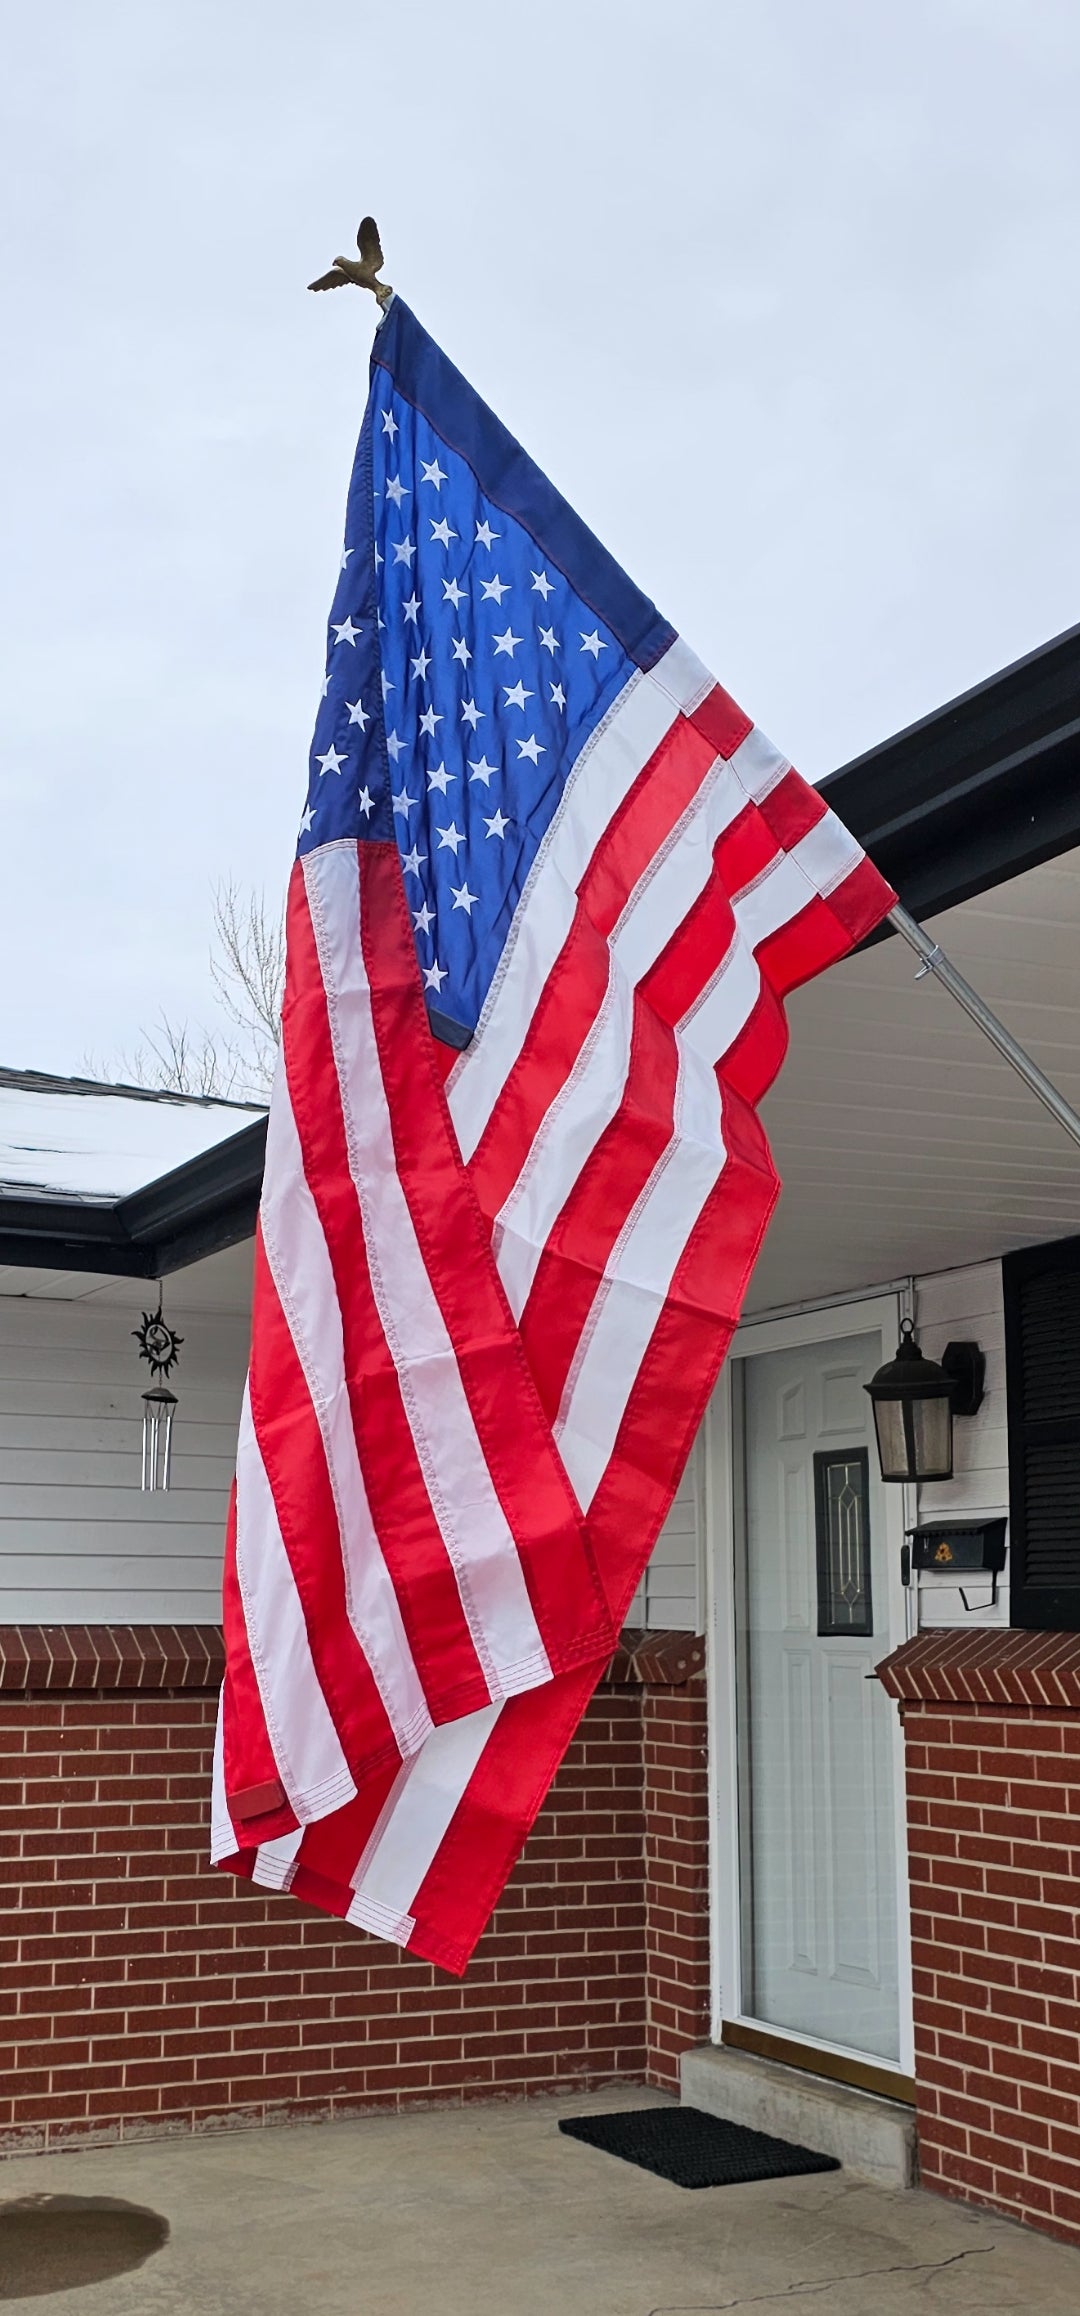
[876,1627,1080,1710]
[0,1625,226,1693]
[0,1623,704,1696]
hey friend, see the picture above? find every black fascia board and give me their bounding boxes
[0,1195,158,1278]
[117,1115,267,1261]
[820,617,1080,928]
[0,1117,267,1279]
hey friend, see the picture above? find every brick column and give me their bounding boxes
[611,1633,711,2091]
[879,1630,1080,2250]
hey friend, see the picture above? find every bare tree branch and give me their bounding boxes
[209,880,285,1055]
[88,881,284,1102]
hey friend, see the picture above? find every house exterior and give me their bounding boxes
[2,624,1080,2244]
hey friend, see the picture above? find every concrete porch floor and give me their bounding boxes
[2,2089,1079,2315]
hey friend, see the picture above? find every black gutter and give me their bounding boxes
[820,617,1080,926]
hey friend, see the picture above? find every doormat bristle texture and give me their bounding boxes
[558,2107,841,2190]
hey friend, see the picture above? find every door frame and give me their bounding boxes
[704,1291,915,2084]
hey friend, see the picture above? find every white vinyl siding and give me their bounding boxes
[913,1258,1009,1625]
[626,1438,703,1631]
[0,1282,705,1633]
[0,1292,246,1622]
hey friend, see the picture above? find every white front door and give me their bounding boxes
[716,1307,910,2071]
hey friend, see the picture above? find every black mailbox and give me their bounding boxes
[908,1518,1007,1574]
[902,1517,1008,1611]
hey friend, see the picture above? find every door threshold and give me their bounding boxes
[721,2020,916,2107]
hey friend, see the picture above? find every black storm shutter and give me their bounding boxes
[1004,1234,1080,1633]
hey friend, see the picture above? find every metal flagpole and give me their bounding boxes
[888,903,1080,1154]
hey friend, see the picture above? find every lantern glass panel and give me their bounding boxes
[912,1391,953,1481]
[871,1397,911,1482]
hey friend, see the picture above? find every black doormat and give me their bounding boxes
[558,2106,841,2190]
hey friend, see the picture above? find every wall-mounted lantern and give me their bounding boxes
[864,1319,985,1484]
[134,1292,183,1493]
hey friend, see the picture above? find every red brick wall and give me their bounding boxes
[879,1631,1080,2251]
[0,1627,708,2153]
[643,1679,711,2090]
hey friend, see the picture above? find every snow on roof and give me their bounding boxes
[0,1068,267,1203]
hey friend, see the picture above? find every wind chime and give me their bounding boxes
[134,1290,183,1493]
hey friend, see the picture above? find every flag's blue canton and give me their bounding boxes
[298,363,635,1038]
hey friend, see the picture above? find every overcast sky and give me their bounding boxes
[2,0,1079,1078]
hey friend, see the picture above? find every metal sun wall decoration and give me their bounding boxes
[134,1296,183,1494]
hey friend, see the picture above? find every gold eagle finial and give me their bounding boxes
[308,215,393,309]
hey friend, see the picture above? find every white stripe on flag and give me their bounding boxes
[492,751,749,1321]
[345,1702,502,1943]
[209,1690,234,1865]
[249,1824,306,1893]
[448,639,710,1163]
[554,1042,727,1510]
[260,1067,434,1759]
[233,1381,358,1824]
[302,843,553,1701]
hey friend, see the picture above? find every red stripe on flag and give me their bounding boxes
[248,1229,402,1780]
[575,713,718,938]
[468,713,721,1221]
[823,853,896,947]
[755,766,828,853]
[357,843,614,1676]
[406,1665,599,1976]
[687,683,754,760]
[281,867,493,1721]
[518,993,680,1424]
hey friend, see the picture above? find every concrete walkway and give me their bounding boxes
[1,2089,1079,2314]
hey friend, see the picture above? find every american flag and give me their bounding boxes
[212,297,894,1969]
